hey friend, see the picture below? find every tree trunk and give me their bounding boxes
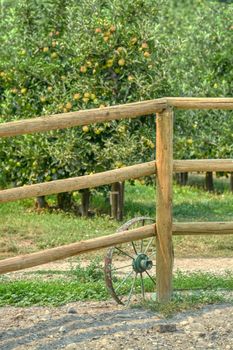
[230,173,233,193]
[175,172,188,186]
[181,172,188,185]
[80,189,90,217]
[35,196,49,209]
[205,172,214,192]
[57,192,73,211]
[118,182,125,221]
[175,173,180,184]
[110,182,125,221]
[110,182,119,220]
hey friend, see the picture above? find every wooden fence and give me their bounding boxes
[0,97,233,303]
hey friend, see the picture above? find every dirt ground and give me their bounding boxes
[5,256,233,277]
[0,258,233,350]
[0,300,233,350]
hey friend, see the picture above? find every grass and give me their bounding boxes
[0,262,232,309]
[0,280,108,306]
[0,199,118,258]
[0,179,233,310]
[0,259,107,306]
[0,180,233,258]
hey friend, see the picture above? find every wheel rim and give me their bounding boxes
[104,217,156,305]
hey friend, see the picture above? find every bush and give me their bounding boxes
[0,0,232,193]
[0,0,169,191]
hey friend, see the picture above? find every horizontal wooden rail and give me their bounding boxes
[0,98,233,138]
[173,159,233,172]
[173,222,233,235]
[0,224,155,274]
[0,162,156,203]
[1,221,233,274]
[167,97,233,110]
[0,99,166,138]
[0,159,233,204]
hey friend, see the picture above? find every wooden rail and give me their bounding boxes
[0,96,233,303]
[173,159,233,172]
[167,97,233,110]
[0,162,155,203]
[0,224,155,275]
[1,222,233,275]
[0,98,233,138]
[173,222,233,235]
[0,159,233,204]
[0,99,166,138]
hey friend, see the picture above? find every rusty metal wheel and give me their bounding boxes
[104,217,156,305]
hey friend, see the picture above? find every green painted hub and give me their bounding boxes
[132,253,153,273]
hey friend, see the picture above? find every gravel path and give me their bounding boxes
[0,301,233,350]
[1,258,233,349]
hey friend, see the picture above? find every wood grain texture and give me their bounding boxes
[0,224,155,274]
[174,159,233,172]
[0,161,155,203]
[1,221,233,274]
[1,97,232,138]
[0,99,166,138]
[166,97,233,110]
[156,108,174,303]
[1,159,233,203]
[173,222,233,235]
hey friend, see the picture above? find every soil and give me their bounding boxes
[5,256,233,278]
[0,258,233,350]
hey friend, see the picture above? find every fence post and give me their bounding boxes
[156,107,174,303]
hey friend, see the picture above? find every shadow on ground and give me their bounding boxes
[0,302,232,350]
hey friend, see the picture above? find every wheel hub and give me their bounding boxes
[132,253,153,273]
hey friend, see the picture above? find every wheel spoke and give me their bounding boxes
[131,241,138,255]
[126,273,137,306]
[140,241,143,253]
[145,270,156,286]
[115,270,134,292]
[115,247,134,259]
[144,238,154,254]
[105,217,156,306]
[110,264,132,272]
[140,239,144,253]
[140,272,145,299]
[148,251,156,259]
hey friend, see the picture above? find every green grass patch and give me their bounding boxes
[1,266,233,308]
[173,270,233,290]
[0,182,233,258]
[0,280,108,307]
[0,198,118,258]
[0,260,107,306]
[187,174,231,194]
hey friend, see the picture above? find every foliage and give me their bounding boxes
[0,269,233,307]
[71,258,105,282]
[166,0,233,160]
[0,0,232,193]
[0,279,108,306]
[0,0,168,188]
